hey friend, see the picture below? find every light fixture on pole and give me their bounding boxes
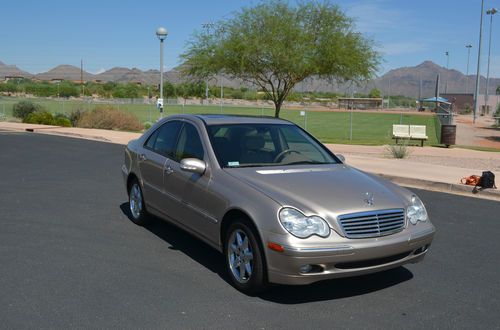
[485,8,497,115]
[473,0,485,124]
[156,27,168,119]
[465,44,472,94]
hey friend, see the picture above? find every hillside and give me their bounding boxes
[34,65,95,81]
[0,60,33,78]
[369,61,500,98]
[2,59,499,98]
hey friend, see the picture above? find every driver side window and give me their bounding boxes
[144,120,182,158]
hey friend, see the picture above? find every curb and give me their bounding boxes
[378,174,500,201]
[25,128,113,143]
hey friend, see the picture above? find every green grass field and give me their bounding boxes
[0,97,438,145]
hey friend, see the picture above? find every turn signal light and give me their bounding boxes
[267,242,284,252]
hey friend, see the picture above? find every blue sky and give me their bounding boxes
[0,0,499,77]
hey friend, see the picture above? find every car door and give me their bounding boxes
[138,120,182,213]
[163,122,216,238]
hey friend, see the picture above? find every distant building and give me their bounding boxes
[50,78,64,84]
[337,97,383,110]
[442,93,499,115]
[3,75,24,82]
[441,93,474,113]
[476,94,500,115]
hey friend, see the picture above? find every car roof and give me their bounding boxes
[172,114,294,126]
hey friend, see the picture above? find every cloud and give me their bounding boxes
[91,68,106,74]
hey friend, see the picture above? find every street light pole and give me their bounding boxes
[156,27,168,120]
[465,44,472,94]
[445,51,449,94]
[485,8,497,115]
[202,23,215,103]
[473,0,485,124]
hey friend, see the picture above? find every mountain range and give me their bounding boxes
[1,60,499,98]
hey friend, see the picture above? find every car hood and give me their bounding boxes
[225,164,411,227]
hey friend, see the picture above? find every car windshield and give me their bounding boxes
[208,123,339,168]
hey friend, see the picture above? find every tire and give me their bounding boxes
[224,220,267,295]
[128,178,149,226]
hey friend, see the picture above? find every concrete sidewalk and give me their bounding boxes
[1,122,499,201]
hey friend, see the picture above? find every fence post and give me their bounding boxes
[349,109,353,141]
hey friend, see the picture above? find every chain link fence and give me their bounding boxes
[0,96,439,145]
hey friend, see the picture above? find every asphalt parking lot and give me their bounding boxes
[1,132,499,329]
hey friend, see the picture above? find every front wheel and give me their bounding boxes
[128,179,149,226]
[224,220,267,295]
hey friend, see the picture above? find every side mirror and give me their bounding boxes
[180,158,206,175]
[337,154,345,163]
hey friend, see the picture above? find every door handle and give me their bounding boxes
[164,165,174,175]
[139,154,147,161]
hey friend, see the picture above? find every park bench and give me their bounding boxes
[392,124,428,147]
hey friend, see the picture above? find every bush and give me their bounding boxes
[385,142,410,159]
[77,106,144,131]
[23,111,72,127]
[12,101,42,120]
[23,111,55,125]
[143,122,153,130]
[53,113,72,127]
[68,108,85,127]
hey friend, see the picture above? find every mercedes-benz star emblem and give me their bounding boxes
[364,192,374,206]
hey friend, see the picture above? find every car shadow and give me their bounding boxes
[258,267,413,304]
[120,202,414,303]
[119,202,229,281]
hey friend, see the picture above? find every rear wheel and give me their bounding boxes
[224,220,267,295]
[128,179,149,226]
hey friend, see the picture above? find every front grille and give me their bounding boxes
[338,209,405,239]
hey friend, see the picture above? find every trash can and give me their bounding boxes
[440,124,456,147]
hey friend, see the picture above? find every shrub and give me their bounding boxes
[53,113,72,127]
[385,142,410,159]
[77,106,144,131]
[68,108,85,127]
[12,101,42,120]
[23,111,55,125]
[143,122,153,130]
[23,111,73,127]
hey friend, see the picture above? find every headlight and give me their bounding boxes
[407,195,428,225]
[278,208,330,238]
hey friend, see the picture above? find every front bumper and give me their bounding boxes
[265,225,435,285]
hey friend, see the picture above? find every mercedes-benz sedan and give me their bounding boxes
[122,114,435,294]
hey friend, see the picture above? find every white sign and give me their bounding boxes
[156,98,164,108]
[300,111,305,116]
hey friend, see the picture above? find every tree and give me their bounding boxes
[496,85,500,95]
[368,88,382,98]
[181,0,379,117]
